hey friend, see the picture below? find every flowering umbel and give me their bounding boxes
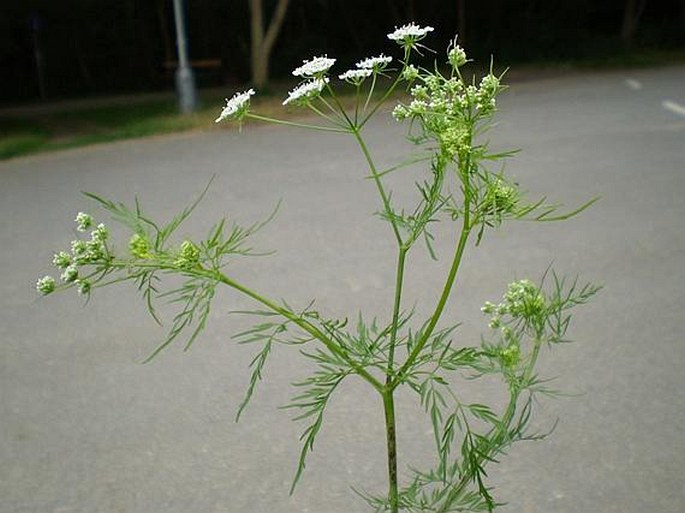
[339,69,373,85]
[356,54,393,71]
[292,55,336,78]
[215,89,255,123]
[387,23,434,48]
[283,78,330,106]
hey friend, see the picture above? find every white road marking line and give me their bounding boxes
[625,79,642,90]
[662,100,685,118]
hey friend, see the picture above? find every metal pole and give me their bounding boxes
[172,0,198,113]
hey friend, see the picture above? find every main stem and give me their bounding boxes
[348,115,407,512]
[383,389,399,513]
[383,251,407,513]
[386,248,407,378]
[352,127,404,512]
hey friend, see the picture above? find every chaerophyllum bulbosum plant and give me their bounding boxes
[36,23,600,513]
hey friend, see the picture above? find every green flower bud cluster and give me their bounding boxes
[447,44,467,69]
[401,64,419,82]
[475,74,500,115]
[438,125,470,160]
[392,51,505,165]
[482,177,519,222]
[128,233,152,259]
[504,279,546,319]
[499,342,521,368]
[75,212,93,232]
[175,240,201,269]
[36,275,56,295]
[36,213,111,295]
[481,279,546,328]
[482,280,547,374]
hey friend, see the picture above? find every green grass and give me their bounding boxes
[0,93,228,161]
[0,117,50,160]
[0,84,363,161]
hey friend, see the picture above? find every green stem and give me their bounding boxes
[391,214,471,390]
[352,129,403,246]
[391,140,474,390]
[359,50,411,129]
[307,102,347,127]
[113,257,385,393]
[362,72,378,115]
[386,247,408,381]
[383,389,400,513]
[212,270,383,392]
[246,113,349,133]
[325,83,357,130]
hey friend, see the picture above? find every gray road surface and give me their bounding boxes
[2,65,684,513]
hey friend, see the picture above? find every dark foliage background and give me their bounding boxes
[1,0,683,103]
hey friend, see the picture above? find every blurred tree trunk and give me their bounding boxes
[621,0,646,46]
[249,0,291,89]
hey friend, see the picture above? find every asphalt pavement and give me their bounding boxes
[1,65,684,513]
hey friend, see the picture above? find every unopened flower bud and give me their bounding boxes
[61,266,78,283]
[175,240,201,269]
[401,65,419,82]
[52,251,72,269]
[71,240,88,256]
[75,212,93,232]
[36,275,56,295]
[91,223,108,243]
[500,344,520,367]
[448,45,467,69]
[76,279,91,295]
[129,233,151,259]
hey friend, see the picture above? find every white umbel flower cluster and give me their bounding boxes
[387,23,434,44]
[338,68,373,84]
[292,55,336,77]
[215,89,255,123]
[283,78,329,105]
[356,54,393,71]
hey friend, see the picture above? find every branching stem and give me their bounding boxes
[212,270,384,392]
[352,129,403,246]
[246,113,349,133]
[392,213,471,390]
